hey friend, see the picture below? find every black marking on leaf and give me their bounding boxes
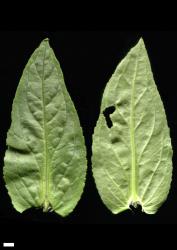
[111,137,120,144]
[8,146,29,155]
[103,106,115,128]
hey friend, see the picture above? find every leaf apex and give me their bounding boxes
[43,37,50,42]
[138,37,145,46]
[40,37,50,46]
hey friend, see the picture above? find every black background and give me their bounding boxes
[0,30,176,244]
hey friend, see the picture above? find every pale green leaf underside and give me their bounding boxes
[92,38,172,214]
[4,38,87,217]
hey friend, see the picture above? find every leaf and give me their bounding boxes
[3,38,87,217]
[92,38,172,214]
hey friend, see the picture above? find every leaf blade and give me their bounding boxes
[92,38,172,214]
[4,38,87,217]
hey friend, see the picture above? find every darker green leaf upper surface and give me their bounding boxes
[4,39,87,217]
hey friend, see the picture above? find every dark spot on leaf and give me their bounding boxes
[8,146,29,155]
[116,100,128,107]
[111,137,120,144]
[103,106,115,128]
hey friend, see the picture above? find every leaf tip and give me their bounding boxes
[43,37,50,42]
[138,37,145,47]
[135,37,147,53]
[41,37,50,46]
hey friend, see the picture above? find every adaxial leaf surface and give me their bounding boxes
[92,38,172,214]
[4,38,87,217]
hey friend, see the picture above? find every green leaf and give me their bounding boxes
[4,38,87,217]
[92,38,172,214]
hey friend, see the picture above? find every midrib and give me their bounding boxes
[130,58,138,202]
[41,43,50,211]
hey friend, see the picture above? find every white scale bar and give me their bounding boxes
[3,243,14,247]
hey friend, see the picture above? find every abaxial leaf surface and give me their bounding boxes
[92,38,172,214]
